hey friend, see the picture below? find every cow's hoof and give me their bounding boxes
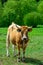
[14,54,16,57]
[22,57,25,62]
[17,58,21,62]
[7,54,10,57]
[14,53,18,57]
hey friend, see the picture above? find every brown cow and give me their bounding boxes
[6,23,32,62]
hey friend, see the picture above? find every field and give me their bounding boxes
[0,28,43,65]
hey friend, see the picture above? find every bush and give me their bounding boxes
[37,1,43,14]
[2,1,24,26]
[2,0,37,27]
[23,12,42,27]
[19,0,37,15]
[0,2,3,27]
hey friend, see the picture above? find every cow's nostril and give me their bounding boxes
[24,38,27,40]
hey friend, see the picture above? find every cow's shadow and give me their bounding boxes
[22,57,43,65]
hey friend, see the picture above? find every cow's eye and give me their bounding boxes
[28,29,30,31]
[17,29,21,32]
[28,27,32,31]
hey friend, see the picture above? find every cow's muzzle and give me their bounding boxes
[22,37,28,41]
[23,38,27,41]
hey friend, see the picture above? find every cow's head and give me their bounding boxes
[17,26,32,41]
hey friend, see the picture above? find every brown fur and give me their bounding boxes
[6,24,32,62]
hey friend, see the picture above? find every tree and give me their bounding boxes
[23,12,42,27]
[2,0,37,27]
[0,2,3,27]
[1,0,7,5]
[37,1,43,14]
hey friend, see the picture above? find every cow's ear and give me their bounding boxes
[28,26,32,31]
[17,28,21,32]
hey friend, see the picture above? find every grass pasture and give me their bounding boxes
[0,28,43,65]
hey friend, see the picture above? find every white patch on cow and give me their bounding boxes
[6,32,10,57]
[16,25,20,28]
[12,45,16,56]
[22,34,27,40]
[9,22,21,29]
[6,48,9,56]
[6,43,10,57]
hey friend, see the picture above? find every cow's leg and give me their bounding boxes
[22,47,25,61]
[12,44,16,56]
[6,32,10,57]
[17,46,20,62]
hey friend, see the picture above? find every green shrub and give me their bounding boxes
[2,1,24,26]
[2,0,37,27]
[23,12,42,27]
[19,0,37,14]
[37,1,43,14]
[0,2,3,27]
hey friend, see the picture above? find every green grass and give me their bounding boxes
[0,28,43,65]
